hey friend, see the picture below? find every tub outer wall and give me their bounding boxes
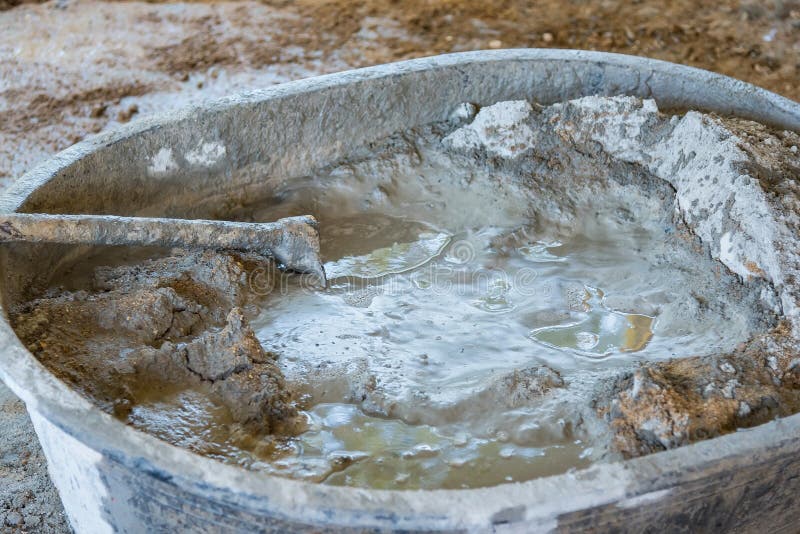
[0,50,799,533]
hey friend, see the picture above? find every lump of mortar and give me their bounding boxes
[293,358,381,410]
[412,366,567,427]
[600,323,800,458]
[442,100,537,159]
[123,342,196,386]
[211,364,298,435]
[11,249,301,436]
[183,306,298,434]
[11,286,201,408]
[185,308,263,381]
[101,287,202,342]
[485,366,565,408]
[441,366,566,420]
[94,249,257,321]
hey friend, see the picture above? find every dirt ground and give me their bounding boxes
[0,0,798,531]
[2,0,799,183]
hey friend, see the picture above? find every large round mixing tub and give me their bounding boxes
[1,50,800,533]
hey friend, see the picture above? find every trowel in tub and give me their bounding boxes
[0,213,327,285]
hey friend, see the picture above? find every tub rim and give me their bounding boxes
[1,48,799,530]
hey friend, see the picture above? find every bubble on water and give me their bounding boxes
[411,272,432,289]
[448,456,469,468]
[444,239,477,265]
[575,331,599,350]
[499,446,516,459]
[472,277,515,312]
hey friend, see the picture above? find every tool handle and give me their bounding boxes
[0,213,326,283]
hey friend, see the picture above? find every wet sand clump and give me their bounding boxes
[11,250,303,442]
[601,323,800,458]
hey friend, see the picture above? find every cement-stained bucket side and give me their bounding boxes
[0,50,799,532]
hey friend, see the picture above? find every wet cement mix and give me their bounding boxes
[9,96,800,492]
[2,0,800,531]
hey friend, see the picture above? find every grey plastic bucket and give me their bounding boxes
[1,50,799,533]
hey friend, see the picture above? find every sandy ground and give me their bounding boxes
[0,0,798,531]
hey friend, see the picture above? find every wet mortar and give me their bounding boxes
[2,1,800,528]
[9,96,800,491]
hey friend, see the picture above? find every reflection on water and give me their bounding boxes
[325,231,451,280]
[530,286,655,358]
[128,392,590,489]
[271,403,589,490]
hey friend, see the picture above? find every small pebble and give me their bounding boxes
[5,511,23,527]
[117,104,139,123]
[738,401,751,417]
[767,356,779,372]
[89,103,107,119]
[723,379,738,399]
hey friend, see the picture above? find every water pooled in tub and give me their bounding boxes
[239,212,654,487]
[126,145,760,490]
